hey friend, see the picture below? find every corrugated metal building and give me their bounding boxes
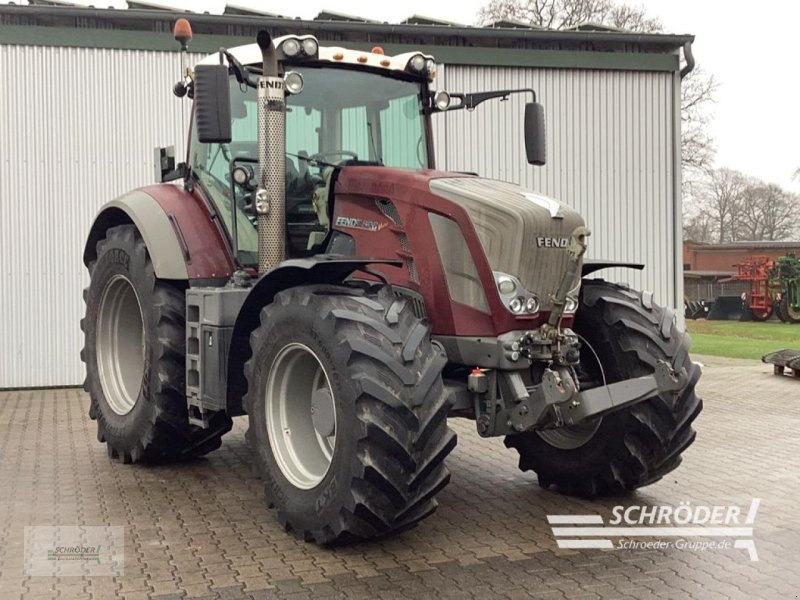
[0,5,692,387]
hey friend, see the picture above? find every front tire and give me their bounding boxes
[505,281,702,497]
[82,224,232,463]
[244,285,456,544]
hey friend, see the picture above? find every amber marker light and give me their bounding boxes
[173,18,193,49]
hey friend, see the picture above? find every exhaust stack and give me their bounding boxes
[255,31,286,273]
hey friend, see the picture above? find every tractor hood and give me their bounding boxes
[333,167,585,330]
[429,177,585,310]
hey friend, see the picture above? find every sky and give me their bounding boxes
[6,0,800,192]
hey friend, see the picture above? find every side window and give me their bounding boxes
[381,95,425,168]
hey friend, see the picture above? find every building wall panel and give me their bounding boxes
[0,45,203,388]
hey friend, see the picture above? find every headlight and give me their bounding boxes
[407,54,426,73]
[496,275,516,295]
[425,59,437,80]
[494,271,541,315]
[433,90,451,111]
[282,38,301,57]
[284,71,304,94]
[231,164,254,187]
[282,37,318,59]
[301,38,318,57]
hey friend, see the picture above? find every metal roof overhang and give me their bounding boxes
[0,5,692,72]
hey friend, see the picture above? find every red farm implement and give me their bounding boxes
[720,256,775,321]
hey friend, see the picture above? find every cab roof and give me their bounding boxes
[197,36,435,79]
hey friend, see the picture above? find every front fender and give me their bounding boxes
[225,257,402,414]
[84,190,190,279]
[83,185,235,280]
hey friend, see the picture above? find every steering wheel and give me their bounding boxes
[309,150,358,165]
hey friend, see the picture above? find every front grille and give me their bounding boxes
[376,198,401,225]
[429,178,586,310]
[376,199,419,284]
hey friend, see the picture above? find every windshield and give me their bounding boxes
[284,66,429,170]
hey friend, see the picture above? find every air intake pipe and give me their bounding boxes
[255,31,286,273]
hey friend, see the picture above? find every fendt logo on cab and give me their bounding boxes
[537,236,569,248]
[335,216,389,232]
[258,79,284,90]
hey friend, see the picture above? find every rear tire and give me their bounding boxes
[82,224,232,463]
[505,281,702,497]
[244,284,456,544]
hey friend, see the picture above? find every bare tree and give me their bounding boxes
[683,211,714,244]
[737,183,797,241]
[685,170,799,243]
[681,67,717,172]
[702,168,747,243]
[758,188,798,241]
[477,0,717,171]
[477,0,661,31]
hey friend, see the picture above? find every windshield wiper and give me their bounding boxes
[367,121,383,165]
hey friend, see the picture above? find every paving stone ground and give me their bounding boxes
[1,354,799,599]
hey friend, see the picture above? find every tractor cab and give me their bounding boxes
[188,38,436,261]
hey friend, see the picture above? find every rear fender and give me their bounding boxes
[83,185,235,280]
[225,257,402,415]
[582,259,644,277]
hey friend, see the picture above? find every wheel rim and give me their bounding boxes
[265,343,337,490]
[96,275,145,416]
[536,418,602,450]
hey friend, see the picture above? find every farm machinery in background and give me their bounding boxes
[771,255,800,323]
[717,254,800,323]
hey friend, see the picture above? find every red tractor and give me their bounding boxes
[81,22,702,544]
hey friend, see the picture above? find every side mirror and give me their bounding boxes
[524,102,546,166]
[194,64,232,143]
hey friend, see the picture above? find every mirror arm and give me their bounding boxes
[221,48,258,88]
[445,88,536,111]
